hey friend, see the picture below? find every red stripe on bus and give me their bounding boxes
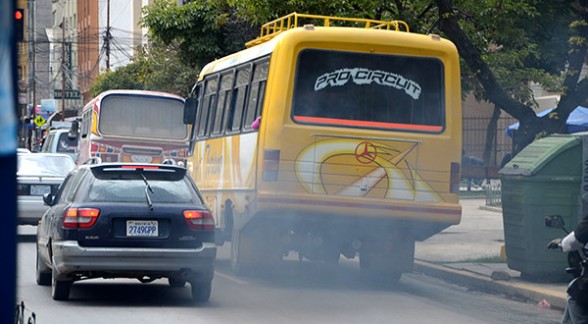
[293,115,443,132]
[258,196,460,216]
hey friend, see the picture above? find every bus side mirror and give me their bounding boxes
[68,121,79,139]
[184,98,198,125]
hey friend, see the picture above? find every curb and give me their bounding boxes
[414,259,567,310]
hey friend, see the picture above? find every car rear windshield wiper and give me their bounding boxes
[138,170,154,211]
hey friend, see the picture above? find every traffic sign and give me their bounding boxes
[34,115,46,127]
[54,89,81,99]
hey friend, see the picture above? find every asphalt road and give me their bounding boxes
[15,229,563,324]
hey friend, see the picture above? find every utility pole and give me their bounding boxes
[28,0,36,148]
[61,16,65,121]
[105,0,111,71]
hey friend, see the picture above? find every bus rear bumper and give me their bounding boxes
[254,192,462,241]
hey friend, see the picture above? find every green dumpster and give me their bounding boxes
[500,134,581,279]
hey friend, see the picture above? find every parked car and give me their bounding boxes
[17,153,76,225]
[35,163,217,302]
[40,128,78,162]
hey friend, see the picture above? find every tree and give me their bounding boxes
[432,0,588,153]
[141,0,258,68]
[90,64,144,97]
[142,0,588,153]
[132,40,200,97]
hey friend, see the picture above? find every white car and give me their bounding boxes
[40,128,78,162]
[17,148,31,154]
[17,153,76,225]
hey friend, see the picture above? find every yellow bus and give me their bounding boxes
[184,13,462,279]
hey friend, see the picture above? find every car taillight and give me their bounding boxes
[450,162,460,194]
[63,208,100,229]
[263,149,280,181]
[183,210,215,230]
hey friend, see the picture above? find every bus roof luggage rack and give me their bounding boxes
[245,12,410,48]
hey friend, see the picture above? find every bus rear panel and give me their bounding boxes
[188,15,462,279]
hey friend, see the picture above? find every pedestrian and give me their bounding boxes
[251,116,261,130]
[548,219,588,323]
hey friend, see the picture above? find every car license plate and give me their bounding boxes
[30,185,51,196]
[131,155,153,163]
[126,220,158,237]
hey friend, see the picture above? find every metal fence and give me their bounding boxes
[485,179,502,207]
[462,115,515,207]
[462,115,516,168]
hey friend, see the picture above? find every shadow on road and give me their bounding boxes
[56,281,215,308]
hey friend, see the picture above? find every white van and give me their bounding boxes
[40,129,78,162]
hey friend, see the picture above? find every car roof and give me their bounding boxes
[19,152,75,159]
[85,163,188,181]
[46,128,71,134]
[17,153,77,177]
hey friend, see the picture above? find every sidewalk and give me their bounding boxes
[414,198,568,310]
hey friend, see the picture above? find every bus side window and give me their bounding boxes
[197,77,219,139]
[198,94,215,138]
[82,110,91,138]
[244,80,266,131]
[226,67,250,134]
[243,60,268,131]
[212,72,234,137]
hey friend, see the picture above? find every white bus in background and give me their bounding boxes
[76,90,190,165]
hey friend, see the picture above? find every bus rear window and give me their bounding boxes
[291,49,445,132]
[99,94,188,140]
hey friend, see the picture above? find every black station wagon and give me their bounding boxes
[35,162,216,302]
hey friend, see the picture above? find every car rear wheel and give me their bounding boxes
[168,277,186,288]
[51,259,72,301]
[36,248,51,286]
[190,280,212,303]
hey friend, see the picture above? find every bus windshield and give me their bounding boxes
[292,49,445,132]
[99,94,187,140]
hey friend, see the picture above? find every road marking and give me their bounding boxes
[214,270,249,285]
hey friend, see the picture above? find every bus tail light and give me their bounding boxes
[450,162,460,194]
[184,210,215,230]
[63,208,100,229]
[263,150,280,181]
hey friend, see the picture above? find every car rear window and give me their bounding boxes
[56,132,78,154]
[17,154,76,177]
[86,178,200,204]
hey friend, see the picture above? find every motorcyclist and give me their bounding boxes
[549,219,588,324]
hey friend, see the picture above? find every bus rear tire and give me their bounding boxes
[231,224,282,276]
[359,238,414,284]
[231,227,256,276]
